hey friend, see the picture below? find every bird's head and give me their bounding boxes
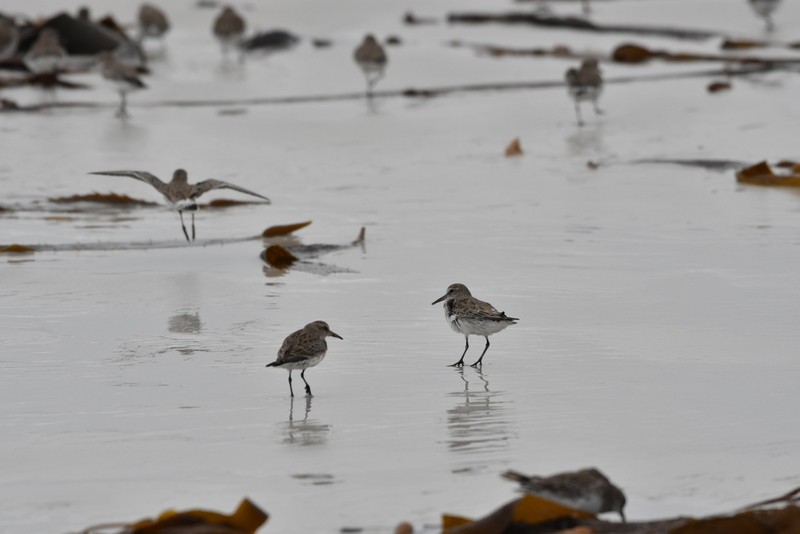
[432,283,471,305]
[307,320,343,340]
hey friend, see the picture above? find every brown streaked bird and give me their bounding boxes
[89,169,271,242]
[0,17,19,62]
[213,6,246,57]
[138,3,170,42]
[23,28,66,74]
[748,0,781,31]
[266,321,343,397]
[502,468,627,522]
[353,34,387,96]
[431,283,518,367]
[98,52,146,118]
[565,58,603,127]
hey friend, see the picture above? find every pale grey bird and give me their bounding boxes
[89,169,271,242]
[748,0,781,31]
[266,321,343,397]
[432,283,518,367]
[98,52,146,118]
[213,6,246,57]
[353,34,387,96]
[565,58,603,126]
[138,3,170,43]
[503,468,627,522]
[23,28,66,74]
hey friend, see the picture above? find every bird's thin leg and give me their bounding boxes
[619,511,626,523]
[593,97,604,116]
[116,91,128,118]
[470,337,490,367]
[449,336,469,367]
[179,211,191,242]
[301,369,312,397]
[575,101,584,127]
[766,15,775,32]
[288,370,294,397]
[191,211,195,241]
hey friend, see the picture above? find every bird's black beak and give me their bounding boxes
[329,331,343,340]
[431,294,446,305]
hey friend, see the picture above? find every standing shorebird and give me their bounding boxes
[748,0,781,31]
[432,283,518,368]
[565,58,603,127]
[23,28,66,75]
[266,321,343,397]
[213,6,246,58]
[98,52,146,118]
[502,468,627,522]
[353,34,387,97]
[89,169,271,242]
[138,3,170,43]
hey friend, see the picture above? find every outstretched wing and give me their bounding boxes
[89,170,167,194]
[193,179,271,203]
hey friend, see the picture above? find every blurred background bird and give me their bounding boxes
[565,58,603,126]
[354,34,387,98]
[213,6,246,59]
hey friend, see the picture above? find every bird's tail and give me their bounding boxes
[500,312,519,322]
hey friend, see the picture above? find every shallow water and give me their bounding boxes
[2,0,800,532]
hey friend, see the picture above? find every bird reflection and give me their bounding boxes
[565,124,605,159]
[281,395,331,446]
[167,309,202,334]
[445,368,514,471]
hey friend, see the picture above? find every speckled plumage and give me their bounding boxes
[354,34,387,94]
[89,169,270,242]
[432,283,517,367]
[213,7,246,54]
[565,58,603,126]
[138,3,170,40]
[267,321,343,397]
[503,468,627,521]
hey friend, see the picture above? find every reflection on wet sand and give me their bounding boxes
[281,395,331,446]
[167,309,202,334]
[565,124,606,158]
[445,368,515,473]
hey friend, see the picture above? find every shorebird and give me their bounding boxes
[213,6,246,57]
[266,321,343,397]
[98,52,146,118]
[565,58,603,127]
[89,169,271,242]
[0,17,19,62]
[353,34,387,96]
[502,468,627,522]
[431,283,518,367]
[138,3,170,43]
[23,28,66,75]
[748,0,781,31]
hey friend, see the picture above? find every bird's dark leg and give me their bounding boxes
[619,511,626,523]
[449,336,469,367]
[191,211,195,241]
[116,91,128,118]
[470,337,490,367]
[575,101,584,127]
[593,97,603,116]
[288,370,294,397]
[301,369,312,397]
[178,211,191,242]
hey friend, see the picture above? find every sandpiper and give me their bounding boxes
[565,58,603,127]
[138,3,170,43]
[266,321,343,397]
[89,169,271,242]
[502,468,627,521]
[353,34,387,96]
[98,52,146,118]
[23,28,66,75]
[213,6,246,57]
[0,17,19,61]
[431,283,518,367]
[748,0,781,31]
